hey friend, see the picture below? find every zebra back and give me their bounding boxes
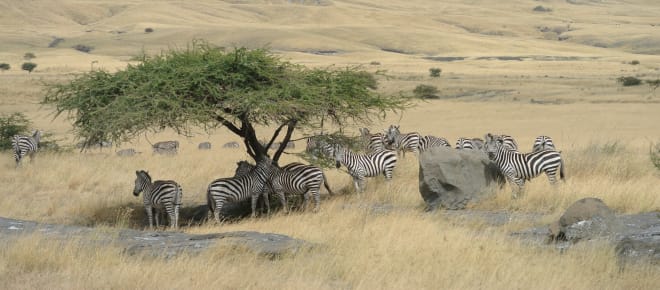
[532,135,556,152]
[455,137,476,150]
[12,130,41,166]
[153,140,179,155]
[419,135,450,152]
[333,145,397,179]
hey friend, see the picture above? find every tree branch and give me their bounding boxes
[215,115,243,136]
[266,122,288,151]
[273,119,298,164]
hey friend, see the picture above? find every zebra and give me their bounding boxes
[222,141,240,149]
[455,137,478,150]
[116,148,139,157]
[236,161,327,212]
[236,161,334,211]
[332,145,397,193]
[359,128,387,152]
[484,133,564,198]
[385,125,420,157]
[207,157,274,222]
[152,140,179,155]
[491,134,518,151]
[532,135,556,152]
[133,170,183,229]
[418,135,451,152]
[198,142,212,150]
[305,136,334,159]
[471,138,485,150]
[12,130,41,167]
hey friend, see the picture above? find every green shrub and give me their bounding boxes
[617,76,642,86]
[145,27,154,33]
[21,62,37,73]
[0,63,9,72]
[23,52,36,60]
[630,60,640,65]
[429,67,442,77]
[0,113,31,150]
[413,84,439,99]
[73,44,94,53]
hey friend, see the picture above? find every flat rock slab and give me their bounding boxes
[0,217,314,259]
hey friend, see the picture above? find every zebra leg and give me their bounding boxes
[154,208,161,228]
[312,188,320,212]
[275,191,288,214]
[302,190,310,211]
[251,194,259,218]
[214,201,223,223]
[146,205,154,229]
[511,178,525,199]
[262,190,271,216]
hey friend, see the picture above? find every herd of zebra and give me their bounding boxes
[10,125,564,229]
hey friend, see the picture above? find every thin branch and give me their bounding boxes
[273,119,298,163]
[215,115,242,136]
[266,122,288,151]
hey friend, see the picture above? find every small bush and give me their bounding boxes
[370,61,381,66]
[533,5,552,12]
[23,52,36,60]
[48,37,65,48]
[0,63,10,72]
[21,62,37,73]
[617,76,642,86]
[73,44,94,53]
[429,67,442,77]
[145,27,154,33]
[0,112,31,150]
[646,79,660,91]
[650,142,660,171]
[413,84,439,99]
[630,60,640,65]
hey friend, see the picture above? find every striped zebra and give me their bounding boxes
[455,137,477,150]
[152,140,179,155]
[207,157,273,222]
[492,134,518,151]
[418,135,450,152]
[133,170,183,229]
[12,130,41,167]
[236,161,327,212]
[305,136,334,159]
[385,125,420,157]
[532,135,556,152]
[359,128,387,152]
[333,145,397,192]
[484,133,564,198]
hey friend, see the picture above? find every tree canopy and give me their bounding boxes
[43,41,409,163]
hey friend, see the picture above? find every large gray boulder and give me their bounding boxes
[549,197,620,241]
[419,147,505,210]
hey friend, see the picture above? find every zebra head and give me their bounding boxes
[483,133,503,156]
[133,170,151,196]
[32,130,42,144]
[385,125,400,145]
[234,160,254,177]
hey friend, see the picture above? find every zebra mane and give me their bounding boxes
[136,170,151,182]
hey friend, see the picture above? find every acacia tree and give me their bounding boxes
[43,41,408,164]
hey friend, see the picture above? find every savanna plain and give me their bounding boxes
[0,0,659,289]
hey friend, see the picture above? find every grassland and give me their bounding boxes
[1,0,660,289]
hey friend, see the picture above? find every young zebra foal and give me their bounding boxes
[12,130,41,167]
[133,170,182,229]
[484,133,564,198]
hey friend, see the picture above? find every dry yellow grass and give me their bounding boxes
[1,0,660,288]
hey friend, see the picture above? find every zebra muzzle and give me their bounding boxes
[335,161,341,169]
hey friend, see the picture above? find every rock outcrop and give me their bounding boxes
[418,147,504,210]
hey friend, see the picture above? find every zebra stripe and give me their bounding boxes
[152,140,179,155]
[305,136,334,159]
[455,137,476,150]
[385,125,420,157]
[532,135,556,152]
[359,128,387,152]
[419,135,450,152]
[133,170,182,229]
[333,145,397,192]
[207,158,273,222]
[484,133,564,198]
[12,130,41,167]
[492,134,518,151]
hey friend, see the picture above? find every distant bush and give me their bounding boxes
[73,44,94,53]
[21,62,37,73]
[651,142,660,171]
[533,5,552,12]
[370,61,381,66]
[429,67,442,77]
[0,63,10,72]
[630,60,640,65]
[413,84,439,99]
[48,37,65,48]
[617,76,642,86]
[23,52,36,60]
[646,79,660,91]
[0,112,31,150]
[145,27,154,33]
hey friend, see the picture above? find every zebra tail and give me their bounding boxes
[206,186,214,219]
[560,157,566,181]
